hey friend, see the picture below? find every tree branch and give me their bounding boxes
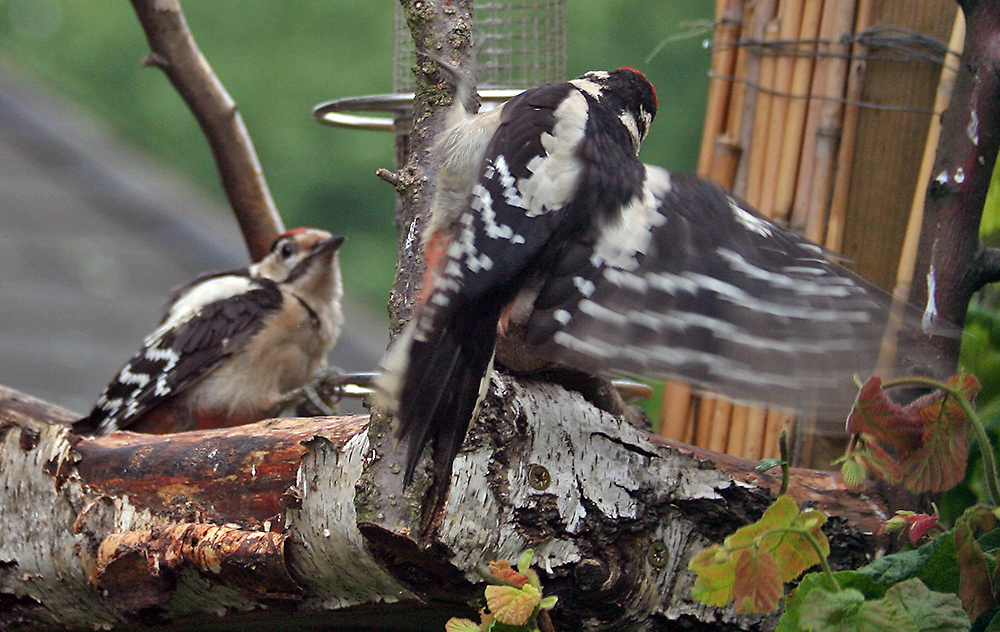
[974,245,1000,286]
[129,0,284,261]
[903,1,1000,372]
[387,0,475,331]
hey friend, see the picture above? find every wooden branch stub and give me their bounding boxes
[975,245,1000,286]
[0,384,77,432]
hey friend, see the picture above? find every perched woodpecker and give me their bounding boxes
[74,228,345,436]
[375,66,933,489]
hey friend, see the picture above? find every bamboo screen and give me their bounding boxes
[657,0,963,468]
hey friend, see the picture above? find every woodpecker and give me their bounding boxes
[74,228,345,436]
[376,65,937,490]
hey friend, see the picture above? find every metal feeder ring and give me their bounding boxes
[313,89,524,131]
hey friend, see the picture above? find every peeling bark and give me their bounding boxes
[1,383,885,631]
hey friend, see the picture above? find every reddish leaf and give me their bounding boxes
[846,376,923,450]
[488,560,529,588]
[846,375,977,494]
[894,376,975,493]
[852,440,903,485]
[906,513,939,545]
[727,496,828,582]
[880,511,939,545]
[956,507,998,621]
[732,549,783,614]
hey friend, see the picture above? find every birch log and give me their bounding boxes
[1,382,885,631]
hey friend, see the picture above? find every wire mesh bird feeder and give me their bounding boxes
[314,0,566,168]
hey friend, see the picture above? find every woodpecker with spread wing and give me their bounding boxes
[376,66,907,488]
[74,228,345,436]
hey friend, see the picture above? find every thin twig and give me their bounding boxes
[376,168,400,187]
[129,0,284,261]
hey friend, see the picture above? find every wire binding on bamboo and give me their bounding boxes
[656,0,961,467]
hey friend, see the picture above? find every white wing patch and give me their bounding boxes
[516,90,590,217]
[153,275,260,342]
[592,166,672,271]
[569,74,607,99]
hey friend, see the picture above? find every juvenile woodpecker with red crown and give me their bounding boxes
[376,64,915,488]
[74,228,345,436]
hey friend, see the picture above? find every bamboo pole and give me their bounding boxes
[745,18,781,207]
[707,399,733,453]
[698,0,744,178]
[695,396,717,448]
[758,0,805,217]
[723,0,755,142]
[825,0,872,253]
[659,380,694,440]
[725,405,749,455]
[773,0,824,222]
[800,0,858,242]
[762,409,794,459]
[733,0,778,197]
[743,407,768,460]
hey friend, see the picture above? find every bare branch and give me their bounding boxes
[376,167,401,187]
[903,2,1000,372]
[129,0,284,261]
[975,245,1000,286]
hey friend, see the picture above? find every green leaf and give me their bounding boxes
[778,571,888,632]
[879,579,969,632]
[689,544,737,606]
[485,583,541,626]
[445,618,482,632]
[856,531,959,594]
[690,495,831,610]
[840,457,867,490]
[516,550,534,575]
[794,580,968,632]
[797,587,870,632]
[756,458,784,473]
[485,623,531,632]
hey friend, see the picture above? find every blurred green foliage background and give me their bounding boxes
[0,0,713,314]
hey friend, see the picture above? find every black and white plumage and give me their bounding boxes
[375,66,911,489]
[376,68,659,484]
[74,228,345,436]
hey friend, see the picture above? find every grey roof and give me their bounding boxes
[0,67,387,417]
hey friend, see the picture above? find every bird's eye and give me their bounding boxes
[280,241,297,259]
